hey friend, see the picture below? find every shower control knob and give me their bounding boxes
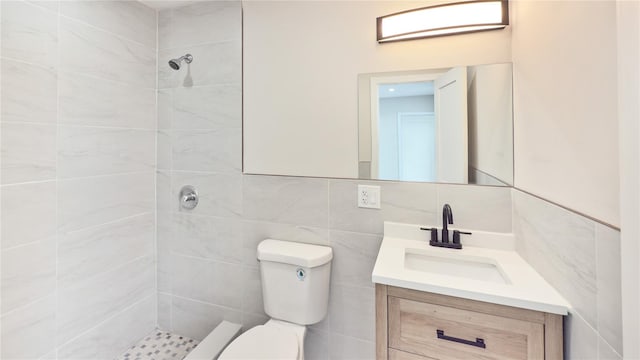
[179,185,198,210]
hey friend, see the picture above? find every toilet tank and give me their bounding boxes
[257,239,333,325]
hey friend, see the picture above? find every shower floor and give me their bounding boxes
[117,330,199,360]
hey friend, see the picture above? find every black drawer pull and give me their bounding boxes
[436,329,486,349]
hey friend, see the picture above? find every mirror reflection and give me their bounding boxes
[358,63,513,186]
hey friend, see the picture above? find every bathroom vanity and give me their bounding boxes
[376,285,562,360]
[372,222,569,360]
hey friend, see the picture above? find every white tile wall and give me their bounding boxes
[158,41,241,89]
[171,128,241,173]
[1,122,57,183]
[596,224,623,354]
[0,1,157,358]
[513,189,623,359]
[1,181,56,249]
[59,1,156,48]
[1,59,57,124]
[0,295,56,359]
[57,256,155,345]
[328,180,439,234]
[57,172,155,232]
[58,73,156,129]
[57,295,157,360]
[243,176,329,227]
[172,213,243,263]
[1,1,58,68]
[158,1,240,49]
[171,171,242,217]
[1,237,56,313]
[57,214,155,289]
[171,84,241,130]
[59,17,155,88]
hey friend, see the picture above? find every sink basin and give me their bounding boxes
[404,249,510,285]
[372,221,569,315]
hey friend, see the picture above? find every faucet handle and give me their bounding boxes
[452,230,472,245]
[420,227,439,243]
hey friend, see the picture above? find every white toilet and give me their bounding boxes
[218,239,333,359]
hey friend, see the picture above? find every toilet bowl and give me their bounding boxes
[217,239,332,360]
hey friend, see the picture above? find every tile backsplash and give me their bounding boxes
[514,190,622,359]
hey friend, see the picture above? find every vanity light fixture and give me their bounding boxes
[376,0,509,43]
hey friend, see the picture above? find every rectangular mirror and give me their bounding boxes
[358,62,513,186]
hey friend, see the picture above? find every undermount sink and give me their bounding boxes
[404,249,510,285]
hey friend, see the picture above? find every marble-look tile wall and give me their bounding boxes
[513,190,622,360]
[156,2,512,359]
[0,1,157,358]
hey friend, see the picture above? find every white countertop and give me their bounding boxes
[372,222,570,315]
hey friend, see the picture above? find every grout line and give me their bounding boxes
[54,4,61,356]
[55,170,155,183]
[0,55,57,71]
[166,16,175,327]
[16,0,58,14]
[154,5,161,333]
[0,120,156,132]
[1,235,56,252]
[0,293,56,319]
[159,38,237,53]
[56,67,157,91]
[0,0,3,352]
[157,81,241,91]
[169,294,242,313]
[169,250,242,268]
[58,123,155,132]
[61,212,154,237]
[169,169,242,176]
[0,178,57,187]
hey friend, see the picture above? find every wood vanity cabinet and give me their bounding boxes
[376,285,564,360]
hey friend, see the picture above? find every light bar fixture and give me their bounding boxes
[377,0,509,43]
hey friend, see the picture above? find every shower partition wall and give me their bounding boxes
[0,1,157,358]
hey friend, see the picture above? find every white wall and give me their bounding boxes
[243,0,512,179]
[616,0,640,358]
[512,0,619,227]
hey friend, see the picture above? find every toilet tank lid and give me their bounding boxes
[258,239,333,268]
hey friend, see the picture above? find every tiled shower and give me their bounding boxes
[0,1,623,360]
[1,1,156,358]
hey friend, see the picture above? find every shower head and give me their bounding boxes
[168,54,193,70]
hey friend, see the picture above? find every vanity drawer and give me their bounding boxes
[388,296,544,360]
[389,348,437,360]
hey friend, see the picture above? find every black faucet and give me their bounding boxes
[420,203,471,249]
[442,204,453,243]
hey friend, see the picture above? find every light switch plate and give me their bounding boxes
[358,185,381,209]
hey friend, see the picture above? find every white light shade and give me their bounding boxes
[377,0,509,43]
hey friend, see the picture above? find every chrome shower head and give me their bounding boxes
[168,54,193,70]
